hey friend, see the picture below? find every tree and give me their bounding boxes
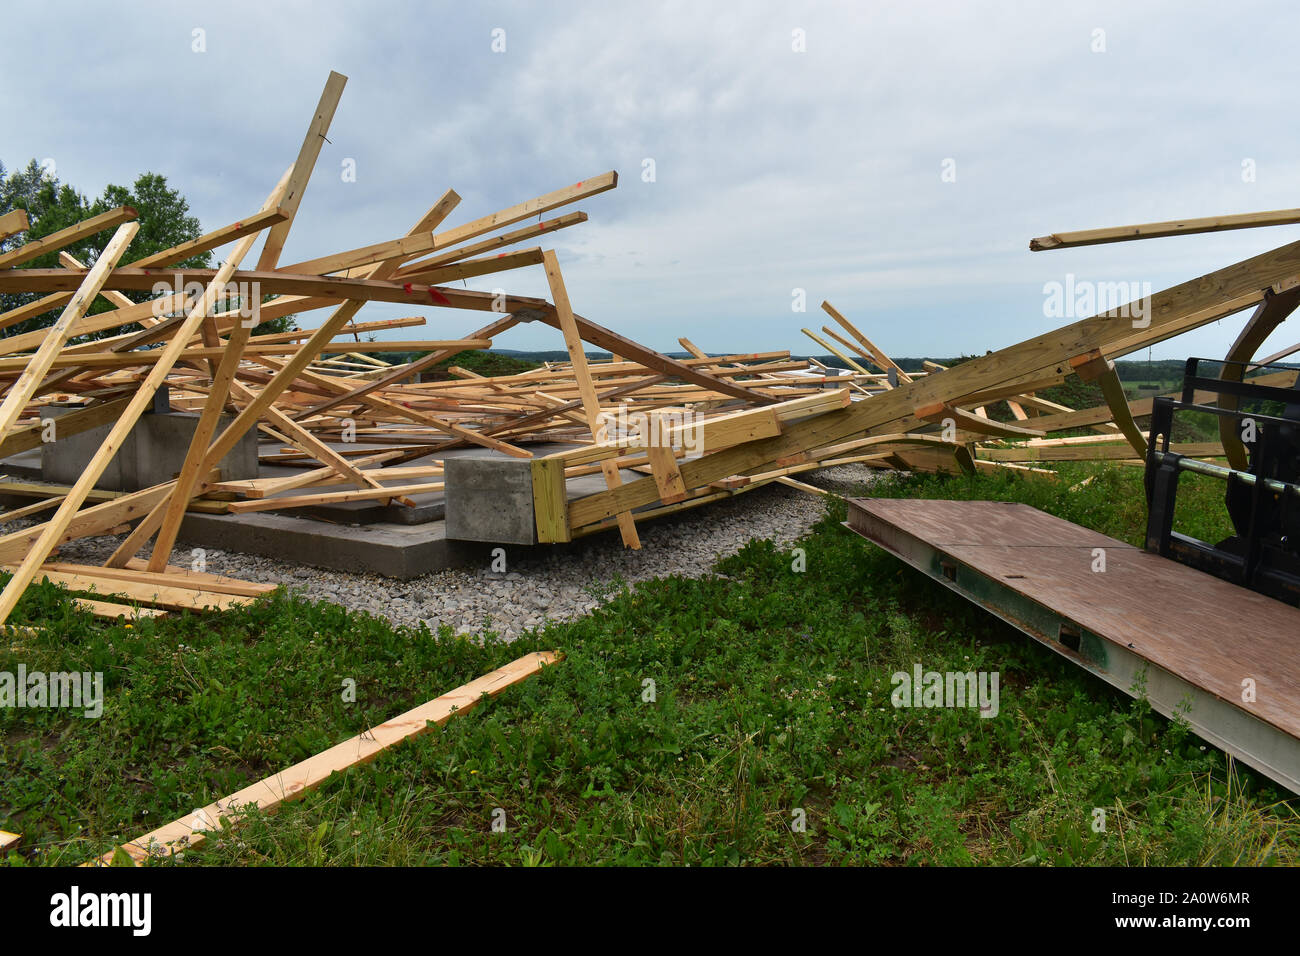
[0,161,292,339]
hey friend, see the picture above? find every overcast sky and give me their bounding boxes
[4,0,1300,362]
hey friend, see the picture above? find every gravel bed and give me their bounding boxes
[30,464,881,641]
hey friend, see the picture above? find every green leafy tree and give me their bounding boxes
[0,161,291,340]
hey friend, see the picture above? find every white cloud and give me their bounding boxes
[2,0,1298,361]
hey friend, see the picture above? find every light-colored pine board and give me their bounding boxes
[93,650,559,865]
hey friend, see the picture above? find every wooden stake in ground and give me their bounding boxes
[542,249,641,549]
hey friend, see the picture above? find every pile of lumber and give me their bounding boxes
[2,69,1298,629]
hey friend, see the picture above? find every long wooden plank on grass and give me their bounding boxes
[0,222,139,444]
[544,249,640,548]
[41,562,271,598]
[71,598,169,621]
[0,206,137,270]
[1030,207,1300,251]
[92,650,559,866]
[12,566,249,611]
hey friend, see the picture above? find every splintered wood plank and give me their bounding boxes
[93,650,559,865]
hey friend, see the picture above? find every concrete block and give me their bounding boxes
[41,408,258,492]
[39,406,121,488]
[443,457,537,544]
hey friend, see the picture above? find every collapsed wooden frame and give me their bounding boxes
[1,69,1297,626]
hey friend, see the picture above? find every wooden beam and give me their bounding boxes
[1031,207,1300,251]
[144,237,272,570]
[531,457,570,543]
[280,174,616,277]
[915,402,1046,439]
[0,209,29,241]
[821,301,913,382]
[93,651,558,865]
[255,71,347,270]
[0,481,177,566]
[0,178,273,624]
[224,480,442,513]
[1069,350,1149,460]
[0,397,131,460]
[0,206,137,270]
[393,212,588,276]
[290,313,520,420]
[1217,286,1300,470]
[801,327,870,375]
[543,249,640,548]
[183,185,471,489]
[0,222,139,443]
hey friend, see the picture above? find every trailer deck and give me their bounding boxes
[845,497,1300,793]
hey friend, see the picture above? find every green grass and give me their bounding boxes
[2,463,1296,866]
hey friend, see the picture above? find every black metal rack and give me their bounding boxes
[1144,357,1300,606]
